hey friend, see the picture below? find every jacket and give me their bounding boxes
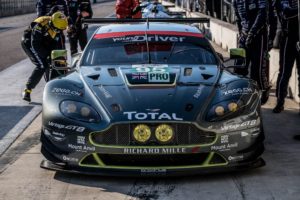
[115,0,142,19]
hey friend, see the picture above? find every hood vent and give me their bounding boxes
[88,74,100,80]
[108,68,118,77]
[184,68,193,76]
[201,73,214,80]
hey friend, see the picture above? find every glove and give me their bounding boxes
[268,40,274,51]
[238,33,247,49]
[245,34,254,48]
[132,5,141,15]
[238,30,249,48]
[67,25,77,38]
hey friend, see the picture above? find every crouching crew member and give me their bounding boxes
[21,12,68,102]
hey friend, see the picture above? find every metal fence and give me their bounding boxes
[0,0,36,17]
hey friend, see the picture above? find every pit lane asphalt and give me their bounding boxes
[0,3,300,200]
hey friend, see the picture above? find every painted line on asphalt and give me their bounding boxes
[0,106,41,156]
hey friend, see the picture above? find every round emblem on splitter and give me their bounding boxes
[155,124,174,143]
[133,124,151,143]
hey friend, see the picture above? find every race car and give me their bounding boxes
[141,1,184,18]
[40,18,265,176]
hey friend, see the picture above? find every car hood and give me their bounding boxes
[80,64,220,122]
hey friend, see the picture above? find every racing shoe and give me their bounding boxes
[272,102,284,113]
[22,89,32,102]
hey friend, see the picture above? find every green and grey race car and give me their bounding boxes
[40,18,265,176]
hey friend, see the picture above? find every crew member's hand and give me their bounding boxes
[81,11,90,17]
[245,34,254,48]
[268,40,274,51]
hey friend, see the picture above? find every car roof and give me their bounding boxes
[95,22,202,35]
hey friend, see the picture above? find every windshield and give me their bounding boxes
[82,32,218,66]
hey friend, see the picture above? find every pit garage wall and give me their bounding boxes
[179,5,299,103]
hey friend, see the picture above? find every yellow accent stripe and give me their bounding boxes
[79,153,228,169]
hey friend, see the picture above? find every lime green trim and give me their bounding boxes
[92,153,105,166]
[78,152,228,170]
[79,163,228,170]
[202,152,215,166]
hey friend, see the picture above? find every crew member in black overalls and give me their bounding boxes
[36,0,70,16]
[21,12,68,102]
[233,0,270,104]
[273,0,300,113]
[67,0,93,55]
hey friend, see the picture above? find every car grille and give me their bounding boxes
[90,123,216,146]
[80,153,227,167]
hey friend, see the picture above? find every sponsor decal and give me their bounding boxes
[93,31,203,40]
[132,72,148,80]
[48,121,86,132]
[68,144,95,152]
[132,65,170,82]
[44,129,65,142]
[220,135,229,144]
[124,147,186,154]
[77,136,85,145]
[62,155,78,162]
[241,131,249,137]
[98,85,112,98]
[141,169,167,175]
[211,142,238,152]
[149,72,170,82]
[112,35,186,43]
[228,155,244,161]
[222,87,253,96]
[52,131,65,137]
[51,87,82,96]
[146,108,160,112]
[221,120,257,131]
[249,127,261,136]
[127,65,176,85]
[193,85,204,99]
[123,111,183,121]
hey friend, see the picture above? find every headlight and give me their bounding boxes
[206,100,244,122]
[60,100,100,123]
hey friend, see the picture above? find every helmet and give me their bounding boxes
[51,12,68,30]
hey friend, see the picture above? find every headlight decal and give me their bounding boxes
[205,80,260,122]
[60,100,101,123]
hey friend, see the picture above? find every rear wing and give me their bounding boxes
[82,18,210,25]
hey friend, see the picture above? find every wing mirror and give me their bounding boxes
[223,48,246,69]
[71,52,82,68]
[51,50,70,70]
